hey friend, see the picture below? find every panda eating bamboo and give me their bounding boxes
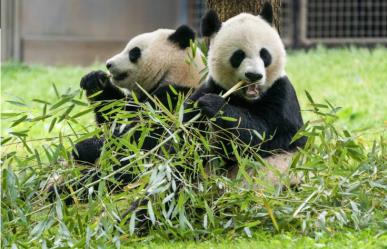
[47,25,206,202]
[123,2,307,231]
[183,2,306,184]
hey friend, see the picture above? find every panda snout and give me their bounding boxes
[245,72,263,82]
[105,61,121,73]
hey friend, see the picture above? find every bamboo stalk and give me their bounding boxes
[21,81,247,221]
[221,80,245,98]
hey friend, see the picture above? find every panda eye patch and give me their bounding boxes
[129,47,141,63]
[230,49,246,68]
[260,48,272,67]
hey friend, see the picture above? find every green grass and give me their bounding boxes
[122,230,386,249]
[2,47,387,134]
[287,46,387,130]
[1,63,101,138]
[1,47,386,248]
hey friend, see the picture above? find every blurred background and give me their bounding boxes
[1,0,387,66]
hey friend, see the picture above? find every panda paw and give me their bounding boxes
[197,93,225,117]
[80,70,111,96]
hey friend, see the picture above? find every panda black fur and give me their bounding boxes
[184,3,306,183]
[49,25,205,201]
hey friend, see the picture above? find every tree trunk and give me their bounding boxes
[206,0,281,31]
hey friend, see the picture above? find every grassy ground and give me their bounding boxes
[2,47,386,135]
[1,47,386,248]
[121,230,386,249]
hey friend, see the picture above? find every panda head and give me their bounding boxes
[106,25,204,96]
[201,2,286,101]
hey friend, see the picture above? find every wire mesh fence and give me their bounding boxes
[3,0,387,63]
[187,0,294,46]
[188,0,207,32]
[280,0,294,46]
[300,0,387,45]
[188,0,387,47]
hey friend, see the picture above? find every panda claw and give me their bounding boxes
[80,70,110,94]
[197,93,225,117]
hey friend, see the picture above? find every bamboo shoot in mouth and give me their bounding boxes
[221,80,245,98]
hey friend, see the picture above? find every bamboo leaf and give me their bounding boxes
[1,112,22,119]
[48,118,57,132]
[148,200,156,225]
[58,104,75,121]
[70,107,94,119]
[1,137,12,145]
[50,97,72,110]
[52,83,60,98]
[6,100,26,106]
[129,212,136,235]
[11,115,28,127]
[32,99,51,105]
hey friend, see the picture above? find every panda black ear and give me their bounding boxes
[168,25,195,49]
[201,10,222,37]
[260,2,273,25]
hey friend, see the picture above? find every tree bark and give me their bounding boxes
[206,0,281,32]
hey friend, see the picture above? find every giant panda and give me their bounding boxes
[122,3,307,231]
[81,25,204,127]
[183,3,307,185]
[74,25,205,164]
[48,25,205,201]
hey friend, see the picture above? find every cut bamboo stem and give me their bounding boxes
[221,80,245,98]
[23,81,249,221]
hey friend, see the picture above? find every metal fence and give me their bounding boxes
[300,0,387,45]
[186,0,295,46]
[187,0,207,32]
[280,0,294,47]
[2,0,387,65]
[187,0,387,48]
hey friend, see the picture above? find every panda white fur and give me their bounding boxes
[81,25,205,126]
[105,27,204,98]
[184,3,306,186]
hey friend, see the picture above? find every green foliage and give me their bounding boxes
[1,48,386,248]
[287,46,387,130]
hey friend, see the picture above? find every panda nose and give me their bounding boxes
[245,72,263,82]
[106,62,112,70]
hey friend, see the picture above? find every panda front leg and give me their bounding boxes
[48,71,131,203]
[48,137,139,204]
[74,70,130,175]
[62,70,127,195]
[80,70,128,126]
[71,134,140,188]
[196,93,269,146]
[72,136,105,165]
[46,137,104,204]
